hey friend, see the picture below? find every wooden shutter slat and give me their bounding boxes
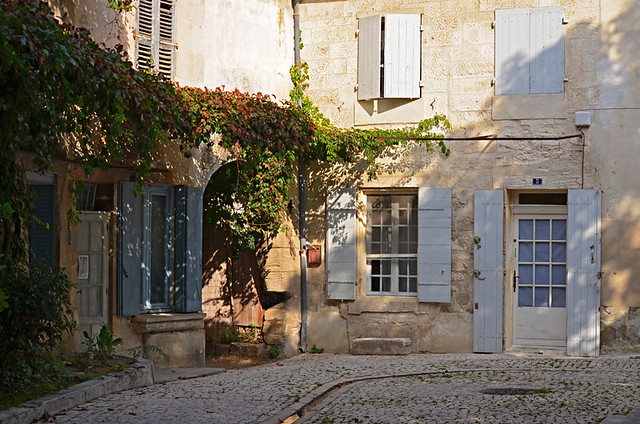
[326,188,357,300]
[567,190,601,357]
[384,14,421,99]
[472,190,504,353]
[417,187,451,303]
[358,15,381,100]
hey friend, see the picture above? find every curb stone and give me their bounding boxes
[0,357,154,424]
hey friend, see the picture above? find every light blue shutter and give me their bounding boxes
[136,0,154,71]
[567,190,601,357]
[473,190,504,353]
[326,188,357,300]
[417,188,452,303]
[175,186,203,313]
[157,0,175,79]
[529,7,564,94]
[358,15,381,100]
[495,8,530,95]
[384,14,421,99]
[117,182,143,316]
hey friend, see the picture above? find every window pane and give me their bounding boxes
[552,288,566,307]
[371,260,380,275]
[399,277,407,292]
[535,287,549,307]
[552,219,566,240]
[399,209,408,225]
[150,195,167,305]
[371,276,380,292]
[519,287,533,307]
[382,277,391,292]
[552,265,566,285]
[372,227,381,242]
[519,242,533,262]
[535,265,549,285]
[552,242,566,262]
[399,227,408,242]
[519,220,533,240]
[519,264,533,285]
[382,260,391,275]
[535,220,550,241]
[409,277,417,293]
[535,242,549,262]
[381,209,391,225]
[409,259,417,276]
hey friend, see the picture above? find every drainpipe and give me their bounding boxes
[293,0,307,354]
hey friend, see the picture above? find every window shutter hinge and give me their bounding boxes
[420,24,424,32]
[564,77,570,82]
[562,16,569,25]
[491,20,496,29]
[491,77,496,86]
[355,84,359,91]
[419,80,424,87]
[356,29,359,36]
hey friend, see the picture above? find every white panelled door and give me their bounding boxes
[77,212,109,343]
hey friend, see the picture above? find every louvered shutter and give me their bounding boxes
[358,15,381,100]
[117,182,143,316]
[529,7,564,94]
[473,190,504,353]
[174,186,203,313]
[567,190,601,357]
[30,184,56,265]
[136,0,175,79]
[495,7,564,95]
[384,14,421,99]
[326,188,357,300]
[417,188,452,303]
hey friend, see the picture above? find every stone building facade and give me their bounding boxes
[261,0,640,357]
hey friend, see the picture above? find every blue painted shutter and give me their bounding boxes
[117,182,143,316]
[495,8,530,95]
[495,7,564,95]
[137,0,175,79]
[31,184,56,265]
[417,188,452,303]
[358,15,381,100]
[326,188,357,300]
[175,186,203,313]
[567,190,601,357]
[529,7,564,94]
[384,14,421,99]
[136,0,154,71]
[473,190,504,353]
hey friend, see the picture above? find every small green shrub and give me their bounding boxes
[83,325,123,365]
[310,344,324,354]
[221,327,241,343]
[267,345,280,359]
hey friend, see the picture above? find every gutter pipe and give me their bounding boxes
[293,0,307,354]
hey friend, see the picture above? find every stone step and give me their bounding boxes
[351,337,412,355]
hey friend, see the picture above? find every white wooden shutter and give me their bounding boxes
[495,8,530,95]
[529,7,564,94]
[472,190,504,353]
[358,15,381,100]
[495,7,564,95]
[567,190,601,357]
[117,182,143,316]
[417,188,451,303]
[384,14,421,99]
[326,188,357,300]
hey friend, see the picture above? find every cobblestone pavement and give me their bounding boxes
[50,353,640,424]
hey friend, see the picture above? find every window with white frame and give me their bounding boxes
[135,0,176,80]
[357,14,422,100]
[494,7,565,95]
[366,194,418,295]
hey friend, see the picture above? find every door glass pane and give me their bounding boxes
[552,219,566,240]
[519,220,533,240]
[535,265,549,285]
[552,288,566,307]
[519,264,533,285]
[519,287,533,307]
[535,242,549,262]
[535,287,549,307]
[519,242,533,262]
[552,265,566,285]
[535,220,550,240]
[150,195,168,305]
[552,242,566,262]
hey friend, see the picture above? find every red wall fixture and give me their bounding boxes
[307,245,322,265]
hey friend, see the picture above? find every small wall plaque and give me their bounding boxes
[532,178,543,185]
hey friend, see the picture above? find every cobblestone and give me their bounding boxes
[49,353,640,424]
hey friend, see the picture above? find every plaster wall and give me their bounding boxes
[260,0,640,354]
